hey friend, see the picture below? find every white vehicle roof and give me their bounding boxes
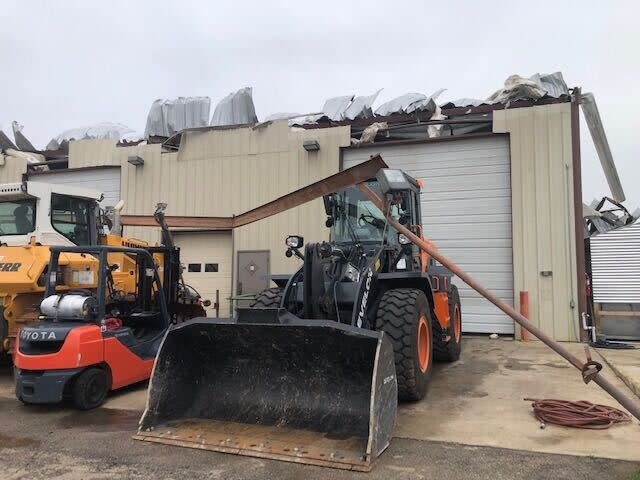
[0,181,103,202]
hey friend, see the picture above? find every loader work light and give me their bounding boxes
[398,233,411,245]
[376,169,411,195]
[286,235,304,249]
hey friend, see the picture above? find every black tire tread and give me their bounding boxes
[250,287,283,308]
[376,288,431,401]
[72,367,108,410]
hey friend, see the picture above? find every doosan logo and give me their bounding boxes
[20,330,57,341]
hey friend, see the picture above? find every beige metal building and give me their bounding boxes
[0,97,595,341]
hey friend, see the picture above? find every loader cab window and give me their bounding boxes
[51,194,92,245]
[0,199,36,235]
[330,183,405,244]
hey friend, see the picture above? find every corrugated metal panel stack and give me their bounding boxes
[591,222,640,303]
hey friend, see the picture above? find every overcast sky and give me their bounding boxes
[1,1,638,208]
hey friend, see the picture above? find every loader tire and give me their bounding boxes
[250,287,283,308]
[376,288,433,401]
[434,285,462,362]
[72,367,109,410]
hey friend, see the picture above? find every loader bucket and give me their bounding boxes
[134,315,397,471]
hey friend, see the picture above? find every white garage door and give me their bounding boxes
[29,167,121,208]
[173,231,233,317]
[343,136,514,334]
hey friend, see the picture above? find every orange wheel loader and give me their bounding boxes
[135,168,462,471]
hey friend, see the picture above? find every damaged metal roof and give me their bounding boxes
[144,97,211,138]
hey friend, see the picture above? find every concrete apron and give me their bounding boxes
[0,337,638,461]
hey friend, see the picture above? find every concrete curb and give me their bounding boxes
[595,349,640,401]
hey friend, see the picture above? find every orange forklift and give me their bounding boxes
[14,244,200,409]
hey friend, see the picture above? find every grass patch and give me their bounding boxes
[629,472,640,480]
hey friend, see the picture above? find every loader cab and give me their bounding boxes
[0,181,104,247]
[322,172,425,272]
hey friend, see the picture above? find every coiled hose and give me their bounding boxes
[524,398,632,429]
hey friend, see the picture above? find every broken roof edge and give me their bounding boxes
[296,94,571,130]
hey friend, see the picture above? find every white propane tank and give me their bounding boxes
[40,294,97,320]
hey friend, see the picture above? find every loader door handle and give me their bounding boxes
[238,282,243,294]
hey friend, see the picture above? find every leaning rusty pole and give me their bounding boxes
[359,183,640,422]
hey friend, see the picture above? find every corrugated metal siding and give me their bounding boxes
[343,136,514,334]
[68,139,120,168]
[0,154,28,183]
[494,103,579,341]
[112,121,350,287]
[591,222,640,302]
[28,167,121,207]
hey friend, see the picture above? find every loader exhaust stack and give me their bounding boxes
[135,314,397,471]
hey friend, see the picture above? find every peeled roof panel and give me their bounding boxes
[47,122,143,150]
[529,72,569,98]
[145,97,211,138]
[441,98,495,108]
[375,93,427,116]
[344,90,382,120]
[210,87,258,126]
[322,95,354,121]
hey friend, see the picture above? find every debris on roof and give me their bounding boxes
[144,97,211,138]
[11,121,36,151]
[3,148,47,170]
[375,92,436,117]
[321,95,354,121]
[580,92,625,202]
[263,112,303,122]
[46,122,143,151]
[488,72,569,105]
[210,87,258,126]
[344,90,382,120]
[440,98,495,108]
[585,196,638,238]
[351,122,389,146]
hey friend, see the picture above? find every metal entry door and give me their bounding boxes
[237,250,270,308]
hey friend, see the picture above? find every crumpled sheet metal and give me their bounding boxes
[210,87,258,126]
[375,93,436,117]
[47,122,143,151]
[584,196,638,238]
[322,95,355,121]
[488,72,569,104]
[440,98,495,108]
[145,97,211,138]
[344,90,382,120]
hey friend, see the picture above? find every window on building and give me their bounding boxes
[205,263,219,272]
[51,194,92,245]
[187,263,202,272]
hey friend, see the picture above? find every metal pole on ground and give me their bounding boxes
[520,291,530,342]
